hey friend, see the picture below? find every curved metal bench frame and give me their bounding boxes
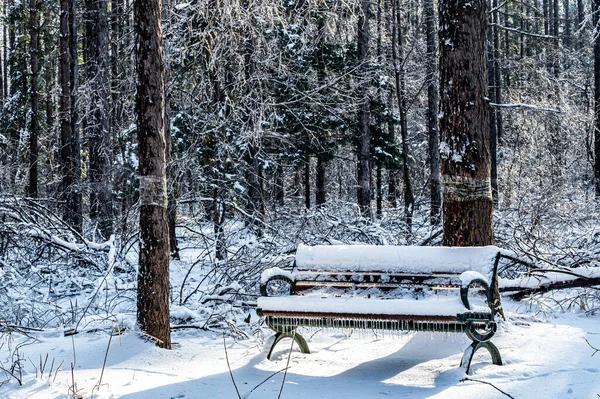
[258,253,504,373]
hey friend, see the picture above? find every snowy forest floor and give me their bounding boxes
[1,303,599,399]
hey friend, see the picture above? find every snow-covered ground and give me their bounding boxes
[1,304,599,399]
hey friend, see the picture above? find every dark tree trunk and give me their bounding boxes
[439,0,495,246]
[60,0,82,232]
[544,0,549,35]
[595,0,600,198]
[135,0,171,349]
[392,0,414,233]
[424,0,440,225]
[2,2,6,101]
[553,0,559,76]
[86,0,112,239]
[316,155,326,206]
[163,0,179,258]
[28,0,39,198]
[275,163,284,205]
[489,0,502,205]
[564,0,571,48]
[357,0,372,218]
[376,166,382,216]
[304,159,311,209]
[315,13,328,207]
[387,92,397,207]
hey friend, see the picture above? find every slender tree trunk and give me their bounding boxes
[489,0,501,205]
[86,0,112,239]
[316,155,326,206]
[387,91,397,208]
[564,0,571,48]
[553,0,559,76]
[315,13,328,207]
[392,0,414,233]
[357,0,372,218]
[425,0,440,224]
[28,0,39,198]
[304,159,311,209]
[439,0,495,246]
[135,0,171,349]
[2,2,6,100]
[594,0,600,198]
[163,0,179,258]
[275,163,284,205]
[60,0,82,232]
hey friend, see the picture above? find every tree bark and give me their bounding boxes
[439,0,495,246]
[163,0,179,258]
[316,155,326,206]
[135,0,171,349]
[28,0,39,198]
[304,159,311,209]
[595,0,600,198]
[424,0,440,225]
[86,0,112,239]
[392,0,414,233]
[60,0,82,233]
[357,0,372,218]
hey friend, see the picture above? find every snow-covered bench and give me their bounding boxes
[257,244,508,373]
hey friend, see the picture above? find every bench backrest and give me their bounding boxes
[292,244,504,294]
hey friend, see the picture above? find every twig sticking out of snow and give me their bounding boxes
[245,367,290,398]
[585,338,599,357]
[460,378,515,399]
[277,331,296,399]
[223,333,242,399]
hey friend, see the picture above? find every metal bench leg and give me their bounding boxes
[266,331,311,360]
[460,341,502,374]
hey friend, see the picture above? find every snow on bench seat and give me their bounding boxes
[258,295,488,318]
[295,245,510,281]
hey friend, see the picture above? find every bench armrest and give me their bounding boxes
[260,267,296,296]
[459,271,492,312]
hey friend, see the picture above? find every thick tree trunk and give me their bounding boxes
[595,0,600,198]
[28,0,39,198]
[135,0,171,349]
[86,0,112,239]
[424,0,440,225]
[439,0,495,246]
[357,0,372,218]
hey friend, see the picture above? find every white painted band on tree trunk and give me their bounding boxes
[140,175,168,208]
[442,174,492,201]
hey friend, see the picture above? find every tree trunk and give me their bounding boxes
[135,0,171,349]
[392,0,414,233]
[357,0,372,218]
[316,155,326,206]
[595,0,600,198]
[304,159,311,209]
[439,0,495,246]
[163,0,179,258]
[424,0,440,225]
[387,92,397,207]
[28,0,39,198]
[86,0,112,239]
[275,163,284,205]
[489,0,502,205]
[60,0,82,233]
